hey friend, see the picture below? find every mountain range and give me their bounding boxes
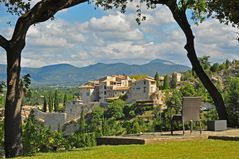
[0,59,191,86]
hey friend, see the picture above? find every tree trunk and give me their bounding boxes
[4,45,24,158]
[0,0,88,157]
[167,4,228,121]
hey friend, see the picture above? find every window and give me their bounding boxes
[144,87,146,93]
[104,91,106,95]
[144,80,146,85]
[104,85,107,89]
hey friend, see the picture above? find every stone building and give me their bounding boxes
[80,75,133,103]
[127,76,157,102]
[79,81,99,103]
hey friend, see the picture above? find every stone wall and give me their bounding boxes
[32,101,99,134]
[33,108,66,131]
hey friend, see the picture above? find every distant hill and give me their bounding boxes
[0,59,191,86]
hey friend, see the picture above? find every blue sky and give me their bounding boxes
[0,1,238,68]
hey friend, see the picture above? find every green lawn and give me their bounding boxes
[18,139,239,159]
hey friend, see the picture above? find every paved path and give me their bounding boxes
[97,129,239,145]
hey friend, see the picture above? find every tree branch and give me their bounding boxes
[0,35,8,50]
[10,0,88,47]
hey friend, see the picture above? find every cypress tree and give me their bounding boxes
[42,97,47,112]
[48,95,53,112]
[63,93,67,108]
[53,90,59,112]
[79,108,86,133]
[163,75,170,90]
[171,73,177,89]
[154,72,161,90]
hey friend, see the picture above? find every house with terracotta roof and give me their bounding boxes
[80,75,133,103]
[98,75,133,102]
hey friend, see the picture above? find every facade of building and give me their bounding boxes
[99,75,133,102]
[79,81,99,103]
[127,76,157,102]
[80,75,133,103]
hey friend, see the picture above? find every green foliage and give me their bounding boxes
[163,75,170,90]
[102,118,111,136]
[66,132,96,148]
[22,87,77,107]
[63,93,67,108]
[54,90,59,112]
[180,83,196,96]
[224,77,239,127]
[1,0,31,16]
[48,95,53,112]
[181,70,194,81]
[153,108,163,132]
[170,73,177,89]
[21,74,31,90]
[207,0,239,35]
[154,72,161,90]
[210,63,220,72]
[130,74,148,80]
[201,109,218,128]
[0,81,6,108]
[79,109,86,133]
[42,97,47,112]
[123,104,136,119]
[23,111,68,155]
[194,82,212,102]
[199,56,211,70]
[87,106,104,137]
[104,99,125,120]
[131,119,141,134]
[0,81,6,94]
[0,120,4,147]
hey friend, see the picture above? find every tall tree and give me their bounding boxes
[48,95,53,113]
[53,90,59,112]
[79,108,86,133]
[63,93,67,108]
[154,72,161,90]
[170,73,177,89]
[0,0,87,157]
[163,75,170,90]
[42,97,47,112]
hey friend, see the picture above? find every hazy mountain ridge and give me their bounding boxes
[0,59,191,86]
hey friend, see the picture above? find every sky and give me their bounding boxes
[0,1,238,68]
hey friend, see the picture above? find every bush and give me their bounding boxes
[66,132,96,148]
[23,112,69,155]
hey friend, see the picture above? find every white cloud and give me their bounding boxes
[0,4,238,68]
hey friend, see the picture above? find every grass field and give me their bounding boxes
[18,139,239,159]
